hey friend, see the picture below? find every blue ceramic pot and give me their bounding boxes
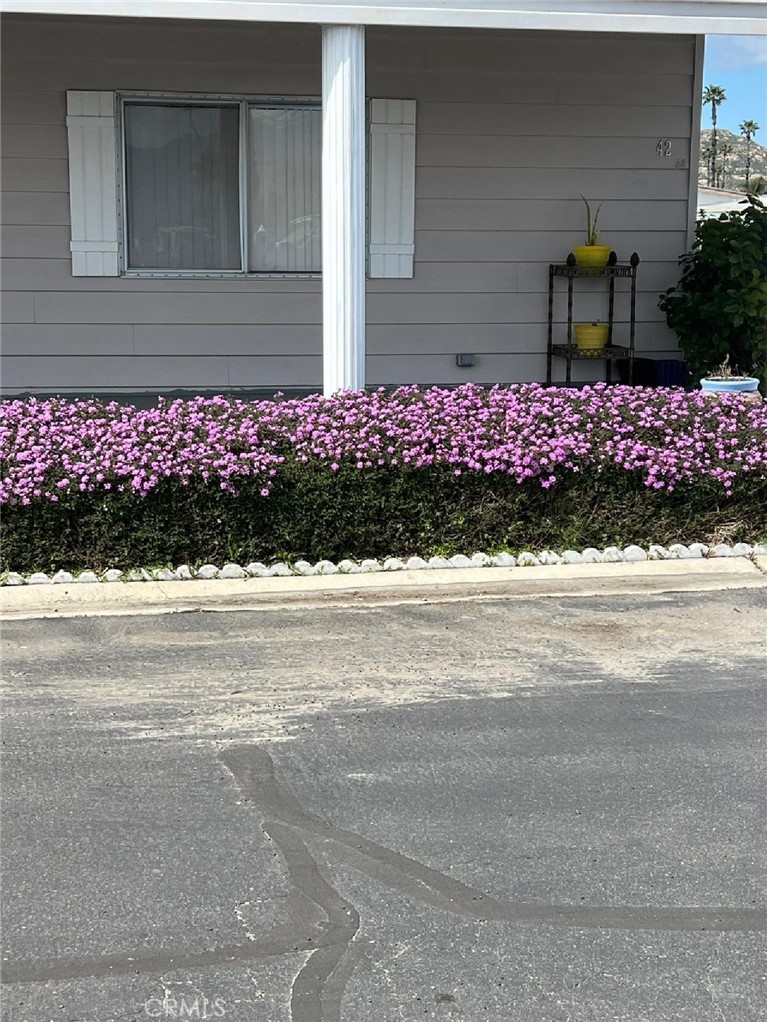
[700,377,759,394]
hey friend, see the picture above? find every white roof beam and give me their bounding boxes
[2,1,766,35]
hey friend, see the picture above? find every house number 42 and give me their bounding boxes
[657,139,672,156]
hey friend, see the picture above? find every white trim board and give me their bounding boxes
[3,1,767,35]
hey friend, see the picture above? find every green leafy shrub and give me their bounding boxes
[659,194,767,384]
[2,466,765,574]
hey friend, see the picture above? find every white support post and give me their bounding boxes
[322,24,366,396]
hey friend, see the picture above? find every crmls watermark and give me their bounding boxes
[144,996,227,1018]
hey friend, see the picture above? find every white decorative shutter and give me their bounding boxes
[369,99,416,278]
[66,91,119,276]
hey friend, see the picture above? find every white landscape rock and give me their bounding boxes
[470,552,492,567]
[9,536,764,590]
[293,560,318,576]
[489,552,516,567]
[294,560,319,576]
[731,543,753,557]
[710,544,733,558]
[538,550,562,565]
[337,559,363,574]
[679,546,700,559]
[561,550,583,564]
[196,564,220,580]
[244,562,269,577]
[448,554,474,568]
[382,558,406,571]
[667,544,690,559]
[580,548,604,563]
[220,563,247,579]
[27,572,51,584]
[688,543,709,558]
[622,545,647,562]
[405,556,429,571]
[125,568,154,582]
[268,562,293,577]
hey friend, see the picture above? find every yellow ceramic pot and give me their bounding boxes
[574,245,611,268]
[575,324,609,352]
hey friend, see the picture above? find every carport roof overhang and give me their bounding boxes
[2,0,766,34]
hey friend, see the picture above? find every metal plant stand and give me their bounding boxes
[546,252,639,385]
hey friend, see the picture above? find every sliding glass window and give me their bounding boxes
[122,98,322,275]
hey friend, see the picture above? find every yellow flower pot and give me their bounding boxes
[575,323,609,352]
[574,245,611,268]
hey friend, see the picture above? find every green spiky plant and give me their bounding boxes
[581,195,603,245]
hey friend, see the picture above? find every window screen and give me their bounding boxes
[124,103,241,270]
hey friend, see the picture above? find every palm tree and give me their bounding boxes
[740,119,760,189]
[703,142,715,186]
[717,143,734,187]
[703,84,727,187]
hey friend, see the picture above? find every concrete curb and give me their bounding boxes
[2,558,765,620]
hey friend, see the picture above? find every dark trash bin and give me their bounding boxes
[617,358,689,387]
[654,359,690,387]
[617,358,655,386]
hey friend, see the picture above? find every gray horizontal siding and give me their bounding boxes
[1,90,66,124]
[22,290,669,326]
[1,292,35,323]
[1,223,687,265]
[2,321,677,360]
[0,16,322,66]
[1,257,684,296]
[1,355,322,390]
[415,231,688,263]
[1,14,691,395]
[1,123,68,159]
[418,167,691,200]
[2,324,136,356]
[418,135,690,170]
[367,353,680,388]
[418,102,692,138]
[0,158,69,192]
[31,292,323,325]
[1,20,693,76]
[367,71,692,106]
[2,349,682,393]
[1,191,70,225]
[415,199,689,232]
[1,56,323,95]
[1,225,71,259]
[420,32,694,76]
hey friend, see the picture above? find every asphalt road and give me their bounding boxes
[2,587,766,1022]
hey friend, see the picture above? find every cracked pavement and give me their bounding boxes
[2,587,766,1020]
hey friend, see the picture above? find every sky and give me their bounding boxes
[702,36,767,137]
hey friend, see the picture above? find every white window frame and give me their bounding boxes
[116,91,324,280]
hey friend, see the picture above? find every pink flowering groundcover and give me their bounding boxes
[2,384,766,572]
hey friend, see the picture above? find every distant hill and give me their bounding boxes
[699,129,767,190]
